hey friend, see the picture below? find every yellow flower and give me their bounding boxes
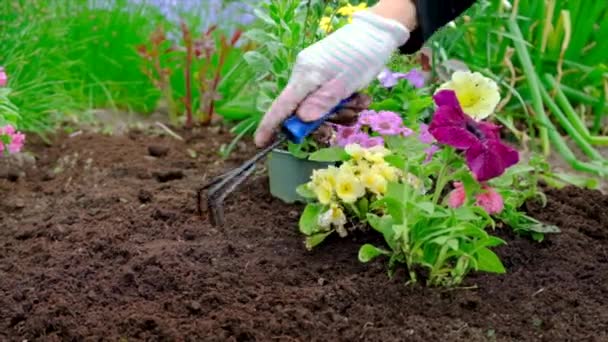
[373,162,399,182]
[319,16,333,33]
[310,179,333,205]
[360,169,388,195]
[318,203,347,233]
[437,71,500,120]
[345,143,365,160]
[335,171,365,203]
[363,145,390,164]
[337,3,367,17]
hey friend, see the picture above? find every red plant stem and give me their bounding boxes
[203,30,241,125]
[181,22,194,128]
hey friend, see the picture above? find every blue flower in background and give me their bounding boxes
[126,0,257,31]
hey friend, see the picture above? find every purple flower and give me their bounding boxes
[334,124,361,147]
[349,133,384,148]
[418,123,434,144]
[368,111,408,136]
[377,68,425,89]
[424,145,439,163]
[428,90,519,182]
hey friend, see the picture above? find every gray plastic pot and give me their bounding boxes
[267,149,334,204]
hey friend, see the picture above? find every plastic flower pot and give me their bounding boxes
[267,149,334,204]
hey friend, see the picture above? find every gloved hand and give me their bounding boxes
[254,10,412,147]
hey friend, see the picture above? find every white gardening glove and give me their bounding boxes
[254,10,411,147]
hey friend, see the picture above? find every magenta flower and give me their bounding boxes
[378,68,425,89]
[428,90,519,182]
[0,67,7,87]
[475,186,504,214]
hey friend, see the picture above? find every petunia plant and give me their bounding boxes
[297,69,559,286]
[0,67,25,156]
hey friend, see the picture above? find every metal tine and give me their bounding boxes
[198,137,284,224]
[206,163,256,226]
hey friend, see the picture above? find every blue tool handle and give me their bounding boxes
[281,94,356,144]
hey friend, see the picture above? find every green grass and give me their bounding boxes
[0,0,168,134]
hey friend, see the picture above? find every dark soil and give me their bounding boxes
[1,128,607,342]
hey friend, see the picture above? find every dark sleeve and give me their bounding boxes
[398,0,478,54]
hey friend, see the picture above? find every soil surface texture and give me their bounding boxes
[1,128,607,342]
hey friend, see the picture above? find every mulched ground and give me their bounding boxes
[1,127,607,342]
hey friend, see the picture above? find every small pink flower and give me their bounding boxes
[447,182,466,208]
[475,186,504,214]
[0,124,15,135]
[0,67,7,87]
[8,132,25,154]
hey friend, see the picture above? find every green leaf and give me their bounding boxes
[243,51,272,75]
[308,147,349,162]
[415,201,435,215]
[358,244,390,262]
[369,98,402,111]
[296,184,316,199]
[305,231,332,250]
[453,206,480,221]
[299,203,324,235]
[476,248,506,274]
[253,8,276,26]
[384,154,405,169]
[357,197,369,218]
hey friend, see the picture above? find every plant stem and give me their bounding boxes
[508,18,608,176]
[507,18,551,156]
[539,85,604,161]
[546,74,608,146]
[182,23,194,128]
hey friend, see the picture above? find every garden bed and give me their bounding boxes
[1,127,607,341]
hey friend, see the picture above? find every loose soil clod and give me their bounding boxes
[1,128,607,341]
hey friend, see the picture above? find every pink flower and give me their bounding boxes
[447,182,504,215]
[447,182,466,208]
[475,186,504,214]
[0,67,7,87]
[8,132,25,154]
[0,124,15,135]
[1,125,26,155]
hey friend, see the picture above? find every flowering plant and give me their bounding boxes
[297,69,559,286]
[137,22,245,128]
[0,67,25,156]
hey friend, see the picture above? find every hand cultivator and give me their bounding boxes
[198,95,355,227]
